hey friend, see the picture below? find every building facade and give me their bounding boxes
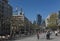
[0,0,12,35]
[58,11,60,19]
[45,15,50,27]
[12,12,24,34]
[37,14,42,26]
[12,8,33,35]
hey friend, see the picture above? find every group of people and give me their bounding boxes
[46,30,59,39]
[36,30,60,40]
[46,30,51,39]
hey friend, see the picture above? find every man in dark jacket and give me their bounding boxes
[46,31,50,39]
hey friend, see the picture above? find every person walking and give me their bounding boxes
[46,30,50,39]
[37,31,40,40]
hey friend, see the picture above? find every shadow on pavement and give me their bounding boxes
[40,37,55,40]
[45,38,55,40]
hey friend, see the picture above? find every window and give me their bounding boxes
[0,0,2,1]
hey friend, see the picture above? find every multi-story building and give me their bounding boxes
[37,14,42,26]
[45,15,50,27]
[12,8,30,34]
[58,11,60,19]
[0,0,12,36]
[12,8,34,35]
[12,11,24,34]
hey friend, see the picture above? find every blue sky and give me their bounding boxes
[9,0,60,22]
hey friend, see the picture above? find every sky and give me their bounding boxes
[9,0,60,22]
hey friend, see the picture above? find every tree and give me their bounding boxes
[47,13,58,29]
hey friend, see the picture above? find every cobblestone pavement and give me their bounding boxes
[5,33,60,41]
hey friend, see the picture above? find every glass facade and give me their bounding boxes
[37,14,42,26]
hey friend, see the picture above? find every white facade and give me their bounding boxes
[45,15,50,27]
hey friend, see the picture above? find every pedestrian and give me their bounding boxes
[46,30,50,39]
[37,31,40,40]
[55,30,58,36]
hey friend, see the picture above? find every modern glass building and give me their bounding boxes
[37,14,42,26]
